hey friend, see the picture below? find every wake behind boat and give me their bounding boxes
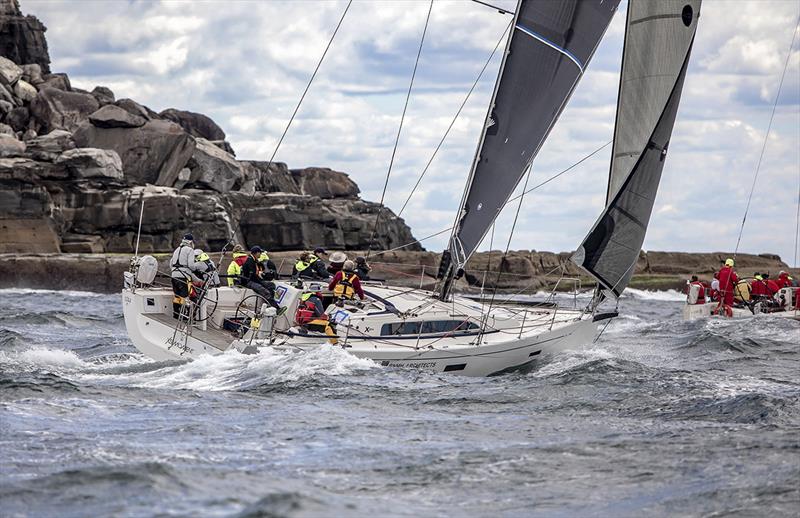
[123,0,703,375]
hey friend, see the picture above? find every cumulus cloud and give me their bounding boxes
[26,0,800,265]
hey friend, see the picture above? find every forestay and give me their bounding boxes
[573,0,702,298]
[448,0,620,270]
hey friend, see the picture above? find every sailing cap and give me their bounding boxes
[329,251,347,263]
[250,246,263,254]
[183,233,194,241]
[725,258,734,267]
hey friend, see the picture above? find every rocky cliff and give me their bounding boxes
[0,0,418,255]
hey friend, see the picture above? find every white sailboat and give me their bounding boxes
[122,0,703,376]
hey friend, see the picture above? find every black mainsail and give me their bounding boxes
[443,0,620,293]
[573,0,701,298]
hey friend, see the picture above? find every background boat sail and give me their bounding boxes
[122,0,708,376]
[573,0,702,301]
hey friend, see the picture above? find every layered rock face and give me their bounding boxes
[0,1,418,255]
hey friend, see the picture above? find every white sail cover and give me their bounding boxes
[448,0,620,270]
[573,0,701,298]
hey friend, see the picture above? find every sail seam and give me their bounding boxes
[514,24,584,72]
[630,13,681,25]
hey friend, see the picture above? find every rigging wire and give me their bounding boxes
[367,138,612,258]
[733,15,799,259]
[397,19,513,218]
[265,0,353,167]
[479,160,535,331]
[221,0,352,255]
[505,140,612,205]
[366,0,434,258]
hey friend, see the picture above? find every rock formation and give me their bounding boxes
[0,0,49,74]
[0,0,419,255]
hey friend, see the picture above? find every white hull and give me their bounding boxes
[122,282,607,377]
[682,300,799,321]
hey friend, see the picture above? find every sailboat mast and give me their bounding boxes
[437,0,521,301]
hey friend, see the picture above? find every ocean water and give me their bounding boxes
[1,288,798,517]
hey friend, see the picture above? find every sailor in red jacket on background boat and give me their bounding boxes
[686,275,706,304]
[714,258,738,317]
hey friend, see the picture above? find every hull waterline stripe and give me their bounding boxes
[514,24,584,73]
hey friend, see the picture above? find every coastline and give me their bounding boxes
[1,251,795,295]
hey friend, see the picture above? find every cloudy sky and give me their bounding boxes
[26,0,800,265]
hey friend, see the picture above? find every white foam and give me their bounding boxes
[622,288,687,302]
[0,288,108,298]
[81,345,377,391]
[0,347,87,371]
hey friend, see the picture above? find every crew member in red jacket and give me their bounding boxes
[750,274,769,300]
[763,273,780,297]
[328,260,365,300]
[716,258,738,317]
[686,275,706,304]
[776,271,794,288]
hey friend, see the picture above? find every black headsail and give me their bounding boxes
[441,0,620,297]
[572,0,701,299]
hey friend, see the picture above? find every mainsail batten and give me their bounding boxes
[574,0,702,298]
[447,0,621,274]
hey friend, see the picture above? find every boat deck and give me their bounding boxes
[143,312,234,351]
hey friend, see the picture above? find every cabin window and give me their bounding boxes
[380,320,479,336]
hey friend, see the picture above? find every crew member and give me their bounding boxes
[734,278,751,303]
[715,258,738,317]
[170,233,201,319]
[193,249,220,286]
[329,260,365,301]
[686,275,706,304]
[327,251,347,275]
[259,250,278,281]
[355,256,372,281]
[776,271,794,288]
[763,273,780,298]
[299,291,326,319]
[292,248,329,279]
[750,274,769,301]
[226,244,249,286]
[241,246,286,315]
[710,272,720,302]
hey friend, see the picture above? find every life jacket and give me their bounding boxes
[295,301,318,326]
[734,280,750,302]
[294,254,318,274]
[226,252,249,286]
[171,243,195,279]
[333,273,358,299]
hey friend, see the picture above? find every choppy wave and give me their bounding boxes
[1,288,799,517]
[0,287,111,298]
[0,344,377,393]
